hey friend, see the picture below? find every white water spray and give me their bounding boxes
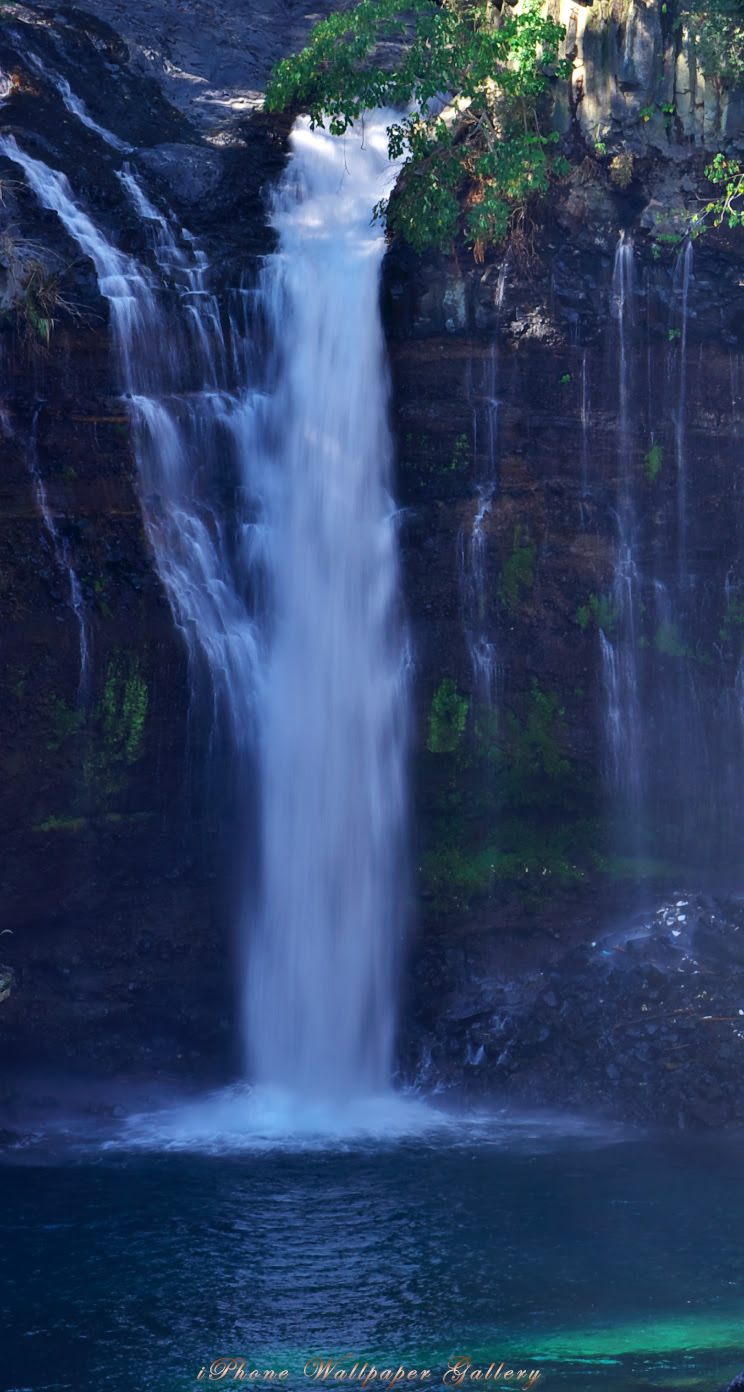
[672,240,693,580]
[246,117,408,1100]
[603,233,643,808]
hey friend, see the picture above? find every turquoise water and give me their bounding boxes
[2,1117,743,1392]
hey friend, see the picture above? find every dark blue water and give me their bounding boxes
[2,1123,743,1392]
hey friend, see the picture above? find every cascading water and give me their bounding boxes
[579,349,590,522]
[458,346,501,702]
[603,233,643,813]
[0,134,263,755]
[1,105,409,1115]
[28,405,90,702]
[246,117,408,1101]
[672,240,693,580]
[24,49,134,152]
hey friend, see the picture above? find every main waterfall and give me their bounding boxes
[1,105,409,1113]
[247,118,408,1100]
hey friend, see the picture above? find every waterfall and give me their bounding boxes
[24,50,134,152]
[604,234,643,811]
[0,134,263,752]
[1,108,408,1107]
[246,117,408,1100]
[460,483,497,699]
[672,240,693,580]
[459,347,500,702]
[28,405,90,702]
[580,349,590,523]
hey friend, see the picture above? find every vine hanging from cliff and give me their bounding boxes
[265,0,572,256]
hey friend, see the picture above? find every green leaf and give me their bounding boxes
[265,0,571,255]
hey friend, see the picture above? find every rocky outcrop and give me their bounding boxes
[400,892,744,1128]
[549,0,744,151]
[11,0,351,132]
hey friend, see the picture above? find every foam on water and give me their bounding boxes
[86,1086,629,1155]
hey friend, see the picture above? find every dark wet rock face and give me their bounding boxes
[383,164,744,1117]
[137,142,224,202]
[57,0,354,130]
[400,894,744,1129]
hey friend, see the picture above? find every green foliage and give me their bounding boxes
[644,442,664,481]
[21,261,62,348]
[703,153,744,230]
[266,0,571,254]
[36,815,86,833]
[576,592,618,633]
[427,677,469,753]
[498,525,535,613]
[719,594,744,645]
[449,432,470,471]
[680,0,744,88]
[422,825,587,908]
[84,653,149,801]
[419,679,592,910]
[500,680,569,805]
[101,657,148,764]
[654,620,692,659]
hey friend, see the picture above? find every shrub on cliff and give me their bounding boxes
[265,0,571,256]
[680,0,744,90]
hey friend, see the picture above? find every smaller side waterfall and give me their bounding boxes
[0,134,268,756]
[672,240,693,580]
[28,405,90,701]
[459,479,498,701]
[24,49,133,151]
[580,350,590,522]
[603,234,643,812]
[458,347,501,702]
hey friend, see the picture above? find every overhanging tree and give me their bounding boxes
[265,0,572,256]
